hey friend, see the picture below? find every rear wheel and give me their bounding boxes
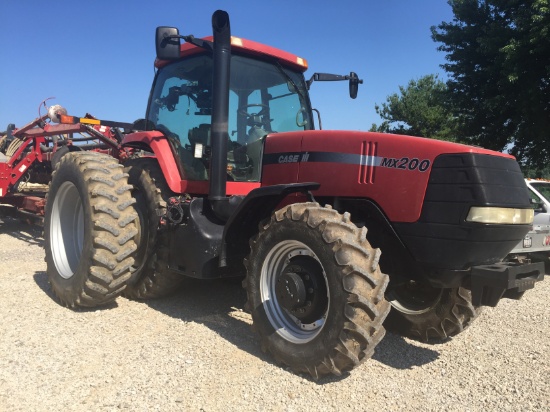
[44,152,138,307]
[385,281,482,342]
[244,203,390,378]
[122,158,185,299]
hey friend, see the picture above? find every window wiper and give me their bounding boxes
[274,62,306,104]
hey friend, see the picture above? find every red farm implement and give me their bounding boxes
[0,110,128,223]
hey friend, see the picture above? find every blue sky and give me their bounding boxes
[0,0,454,132]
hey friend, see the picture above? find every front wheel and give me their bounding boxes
[384,281,482,342]
[244,203,389,378]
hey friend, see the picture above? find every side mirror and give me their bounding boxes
[349,72,360,99]
[156,26,181,60]
[307,72,363,99]
[530,197,546,213]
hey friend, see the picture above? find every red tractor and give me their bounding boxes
[39,11,543,378]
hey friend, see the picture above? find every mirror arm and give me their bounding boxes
[182,35,214,52]
[161,34,214,52]
[306,72,364,89]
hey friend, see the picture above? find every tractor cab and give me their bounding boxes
[146,37,313,183]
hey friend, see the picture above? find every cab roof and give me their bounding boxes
[155,36,308,72]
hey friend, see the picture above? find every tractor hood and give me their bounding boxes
[261,129,525,223]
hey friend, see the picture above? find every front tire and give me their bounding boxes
[244,203,390,378]
[44,152,138,307]
[385,281,482,342]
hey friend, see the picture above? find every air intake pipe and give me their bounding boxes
[208,10,231,220]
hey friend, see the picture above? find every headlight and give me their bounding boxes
[466,207,534,224]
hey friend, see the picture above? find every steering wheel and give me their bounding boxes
[238,104,269,124]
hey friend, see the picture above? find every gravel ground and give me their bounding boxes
[0,217,548,412]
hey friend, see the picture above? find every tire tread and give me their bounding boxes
[45,152,138,307]
[244,202,390,378]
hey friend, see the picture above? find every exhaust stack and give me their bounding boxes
[209,10,231,220]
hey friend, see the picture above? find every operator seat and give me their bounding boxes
[183,124,210,180]
[188,123,211,147]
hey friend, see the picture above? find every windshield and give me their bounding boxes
[530,183,550,203]
[146,53,312,181]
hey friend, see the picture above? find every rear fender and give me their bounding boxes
[122,131,182,193]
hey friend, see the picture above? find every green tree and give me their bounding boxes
[522,164,550,178]
[370,75,458,141]
[432,0,550,169]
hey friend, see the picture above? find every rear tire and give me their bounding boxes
[244,203,390,378]
[44,152,138,307]
[122,158,185,299]
[385,281,482,342]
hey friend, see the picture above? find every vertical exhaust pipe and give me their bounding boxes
[209,10,231,220]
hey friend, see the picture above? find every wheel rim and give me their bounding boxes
[50,181,85,279]
[260,240,329,344]
[388,281,443,315]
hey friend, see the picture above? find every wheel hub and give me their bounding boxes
[276,270,307,311]
[276,256,328,324]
